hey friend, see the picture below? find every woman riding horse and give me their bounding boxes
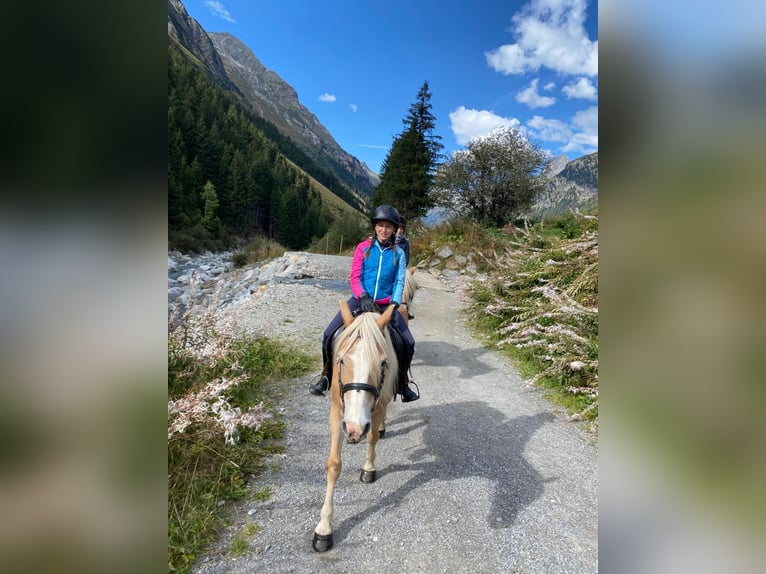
[309,205,419,402]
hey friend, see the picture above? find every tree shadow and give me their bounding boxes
[330,402,556,545]
[411,340,496,379]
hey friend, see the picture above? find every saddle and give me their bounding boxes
[326,320,410,376]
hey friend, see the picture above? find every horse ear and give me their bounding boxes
[376,304,395,331]
[340,300,354,327]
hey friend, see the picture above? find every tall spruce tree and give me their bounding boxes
[373,82,443,220]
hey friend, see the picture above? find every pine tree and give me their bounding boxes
[200,180,220,233]
[373,81,443,220]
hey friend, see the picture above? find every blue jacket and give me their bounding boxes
[350,238,406,304]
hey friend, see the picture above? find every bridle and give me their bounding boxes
[336,332,388,410]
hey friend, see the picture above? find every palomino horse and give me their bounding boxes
[398,267,418,323]
[312,301,398,552]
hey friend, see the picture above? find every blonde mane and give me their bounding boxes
[334,312,396,400]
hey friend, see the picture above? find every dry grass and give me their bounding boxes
[413,213,599,429]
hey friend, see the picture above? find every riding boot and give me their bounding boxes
[309,364,330,396]
[397,364,419,402]
[310,327,339,396]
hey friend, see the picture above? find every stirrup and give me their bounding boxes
[399,379,419,403]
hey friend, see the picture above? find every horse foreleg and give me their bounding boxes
[361,406,387,483]
[313,400,343,552]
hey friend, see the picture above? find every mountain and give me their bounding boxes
[542,154,571,178]
[167,0,377,204]
[166,0,239,95]
[209,33,379,199]
[529,152,598,219]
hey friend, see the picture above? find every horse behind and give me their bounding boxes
[312,301,398,552]
[399,267,418,322]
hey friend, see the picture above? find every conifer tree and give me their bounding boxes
[200,180,221,233]
[373,81,443,220]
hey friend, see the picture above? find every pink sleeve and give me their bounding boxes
[349,240,369,298]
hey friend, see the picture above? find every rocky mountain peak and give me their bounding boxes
[167,0,239,95]
[208,31,379,196]
[530,152,598,219]
[168,0,378,200]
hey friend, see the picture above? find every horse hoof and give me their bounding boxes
[379,429,385,439]
[312,532,333,552]
[360,469,377,483]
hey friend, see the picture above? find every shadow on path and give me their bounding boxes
[411,340,496,379]
[330,402,555,545]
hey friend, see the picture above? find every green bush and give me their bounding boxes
[557,212,581,238]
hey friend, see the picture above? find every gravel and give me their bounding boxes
[187,252,598,574]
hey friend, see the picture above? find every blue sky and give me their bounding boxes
[182,0,598,174]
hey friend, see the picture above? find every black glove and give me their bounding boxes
[359,293,377,313]
[392,301,400,309]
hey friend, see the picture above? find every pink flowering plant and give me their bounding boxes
[168,304,312,573]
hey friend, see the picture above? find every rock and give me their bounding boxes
[569,360,586,371]
[437,246,453,259]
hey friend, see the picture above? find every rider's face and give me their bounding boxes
[374,222,395,241]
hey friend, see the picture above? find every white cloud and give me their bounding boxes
[564,105,598,151]
[449,106,521,145]
[544,82,556,91]
[516,79,556,109]
[318,93,337,103]
[527,115,572,143]
[350,104,358,112]
[563,77,598,100]
[204,1,236,23]
[526,105,598,155]
[486,0,597,77]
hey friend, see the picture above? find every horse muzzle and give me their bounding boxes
[342,420,370,443]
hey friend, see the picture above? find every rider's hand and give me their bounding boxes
[359,293,377,313]
[392,301,400,309]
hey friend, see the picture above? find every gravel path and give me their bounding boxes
[191,253,598,574]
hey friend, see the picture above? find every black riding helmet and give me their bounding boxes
[371,205,401,228]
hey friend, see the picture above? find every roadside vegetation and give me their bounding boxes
[167,304,313,573]
[167,209,598,573]
[409,211,599,430]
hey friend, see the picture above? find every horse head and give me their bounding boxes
[333,300,397,443]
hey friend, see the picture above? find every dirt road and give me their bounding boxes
[192,255,598,574]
